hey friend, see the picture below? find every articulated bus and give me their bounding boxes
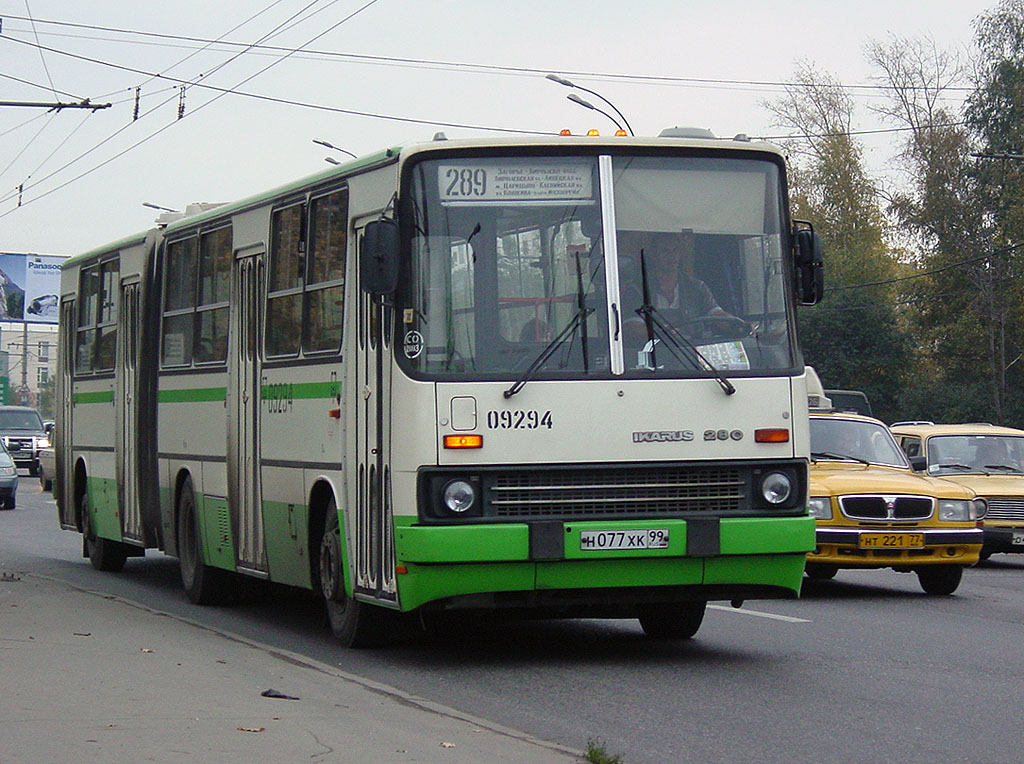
[56,129,824,646]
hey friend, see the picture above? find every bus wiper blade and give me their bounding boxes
[504,307,593,399]
[637,304,736,395]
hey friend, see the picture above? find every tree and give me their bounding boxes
[866,33,1023,424]
[764,62,912,423]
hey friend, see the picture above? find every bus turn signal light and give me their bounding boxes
[755,428,790,443]
[444,434,483,449]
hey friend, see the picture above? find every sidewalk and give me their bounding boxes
[0,572,582,764]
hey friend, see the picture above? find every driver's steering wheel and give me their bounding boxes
[673,314,751,343]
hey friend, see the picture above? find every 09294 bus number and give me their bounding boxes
[486,410,553,430]
[444,167,487,197]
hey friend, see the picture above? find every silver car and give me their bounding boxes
[0,441,18,509]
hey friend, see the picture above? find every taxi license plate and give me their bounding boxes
[859,533,925,549]
[1011,531,1024,546]
[580,529,669,551]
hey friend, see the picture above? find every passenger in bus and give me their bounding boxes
[621,230,731,345]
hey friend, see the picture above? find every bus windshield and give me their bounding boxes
[401,153,796,379]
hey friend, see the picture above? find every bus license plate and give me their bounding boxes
[859,533,925,549]
[580,529,669,551]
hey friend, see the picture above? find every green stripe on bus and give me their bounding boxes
[260,381,341,400]
[159,387,227,403]
[73,391,115,404]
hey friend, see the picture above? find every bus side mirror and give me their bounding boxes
[793,225,824,306]
[360,219,400,295]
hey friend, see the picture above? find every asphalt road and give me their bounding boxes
[4,475,1024,764]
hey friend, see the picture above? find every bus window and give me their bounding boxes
[267,204,304,357]
[76,259,119,373]
[162,237,197,367]
[195,226,232,363]
[304,189,347,354]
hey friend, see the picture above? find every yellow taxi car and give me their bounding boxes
[890,423,1024,559]
[807,409,985,594]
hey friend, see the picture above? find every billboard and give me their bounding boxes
[0,253,66,324]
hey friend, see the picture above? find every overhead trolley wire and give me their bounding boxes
[0,13,976,95]
[0,0,407,216]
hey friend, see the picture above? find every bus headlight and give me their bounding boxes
[760,471,793,505]
[807,496,833,520]
[938,499,973,522]
[442,479,476,514]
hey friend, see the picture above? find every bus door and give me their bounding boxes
[57,297,76,530]
[353,220,397,604]
[227,248,268,576]
[115,279,143,543]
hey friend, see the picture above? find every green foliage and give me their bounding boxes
[585,738,624,764]
[799,289,913,424]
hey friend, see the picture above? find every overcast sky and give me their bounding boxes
[0,0,1000,255]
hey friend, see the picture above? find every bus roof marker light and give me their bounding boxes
[444,434,483,449]
[755,428,790,443]
[587,129,600,136]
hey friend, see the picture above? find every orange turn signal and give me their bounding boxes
[755,428,790,443]
[443,434,483,449]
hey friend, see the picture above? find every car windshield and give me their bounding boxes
[0,410,44,430]
[925,434,1024,475]
[810,417,909,467]
[400,152,796,380]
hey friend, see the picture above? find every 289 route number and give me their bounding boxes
[486,410,553,430]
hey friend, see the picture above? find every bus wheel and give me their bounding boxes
[805,563,839,580]
[637,601,707,639]
[177,477,230,605]
[79,491,128,572]
[916,565,963,595]
[319,502,386,648]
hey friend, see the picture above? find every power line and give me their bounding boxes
[0,31,955,145]
[827,240,1024,292]
[1,0,439,216]
[0,13,976,95]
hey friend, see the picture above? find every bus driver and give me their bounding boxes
[622,230,731,345]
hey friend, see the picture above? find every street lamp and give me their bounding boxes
[313,138,357,159]
[546,73,634,136]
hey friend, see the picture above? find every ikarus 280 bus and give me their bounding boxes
[55,128,824,646]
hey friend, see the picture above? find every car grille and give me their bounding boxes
[839,495,933,521]
[985,497,1024,523]
[489,466,745,519]
[2,437,33,455]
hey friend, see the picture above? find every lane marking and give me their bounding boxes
[708,604,810,623]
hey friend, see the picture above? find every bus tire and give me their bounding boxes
[637,601,706,639]
[805,563,839,580]
[177,476,230,605]
[319,501,386,648]
[916,565,963,595]
[80,491,128,572]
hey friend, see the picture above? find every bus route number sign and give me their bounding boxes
[580,529,669,551]
[438,160,592,204]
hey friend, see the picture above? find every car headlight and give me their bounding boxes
[0,466,17,477]
[442,479,476,514]
[760,471,793,505]
[37,437,50,449]
[938,499,973,522]
[807,496,833,520]
[972,498,987,520]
